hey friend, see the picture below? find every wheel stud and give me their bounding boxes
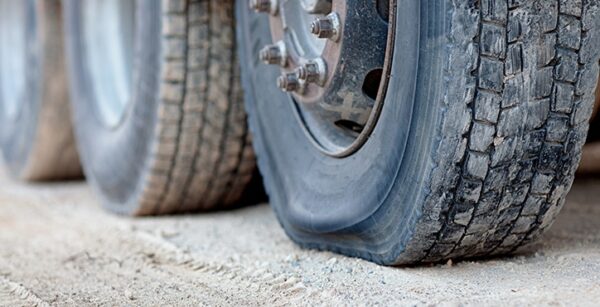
[310,13,340,41]
[259,42,287,66]
[277,73,300,92]
[248,0,277,15]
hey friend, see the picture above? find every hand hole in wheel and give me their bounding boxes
[376,0,389,22]
[362,68,383,101]
[335,119,364,134]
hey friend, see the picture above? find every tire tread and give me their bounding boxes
[395,0,600,264]
[138,0,255,215]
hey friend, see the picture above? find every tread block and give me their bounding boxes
[558,15,582,50]
[478,58,504,92]
[551,82,575,113]
[481,23,507,58]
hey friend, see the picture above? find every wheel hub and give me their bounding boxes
[251,0,389,155]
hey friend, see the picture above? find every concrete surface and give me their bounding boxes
[0,168,599,306]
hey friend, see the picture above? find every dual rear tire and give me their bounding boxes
[62,0,256,214]
[0,0,256,214]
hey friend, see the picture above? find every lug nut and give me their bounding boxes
[310,13,341,41]
[310,18,331,37]
[277,73,300,92]
[259,42,287,66]
[295,60,324,84]
[248,0,278,15]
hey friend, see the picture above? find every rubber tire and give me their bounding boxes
[64,0,255,215]
[236,0,600,264]
[0,0,81,181]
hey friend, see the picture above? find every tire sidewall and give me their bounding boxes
[0,0,41,178]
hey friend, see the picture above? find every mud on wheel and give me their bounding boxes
[64,0,256,215]
[237,0,600,264]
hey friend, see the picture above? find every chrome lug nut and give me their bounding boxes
[295,58,327,86]
[258,42,287,66]
[248,0,278,15]
[310,12,341,41]
[277,73,301,92]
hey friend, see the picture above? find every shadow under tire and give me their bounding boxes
[64,0,255,215]
[0,0,81,181]
[236,0,600,264]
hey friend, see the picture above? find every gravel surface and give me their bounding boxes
[0,168,599,306]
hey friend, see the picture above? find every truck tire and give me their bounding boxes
[0,0,81,181]
[64,0,255,215]
[236,0,600,264]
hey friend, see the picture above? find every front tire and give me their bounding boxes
[237,0,600,264]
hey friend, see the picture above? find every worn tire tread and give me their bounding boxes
[136,0,255,215]
[394,0,600,264]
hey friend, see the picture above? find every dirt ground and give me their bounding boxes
[0,167,599,306]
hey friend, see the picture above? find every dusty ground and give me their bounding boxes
[0,168,599,306]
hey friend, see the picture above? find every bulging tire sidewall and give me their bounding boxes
[236,1,447,263]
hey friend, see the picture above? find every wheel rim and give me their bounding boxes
[81,0,135,128]
[250,0,390,156]
[0,0,28,120]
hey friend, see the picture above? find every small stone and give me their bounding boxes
[124,289,136,301]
